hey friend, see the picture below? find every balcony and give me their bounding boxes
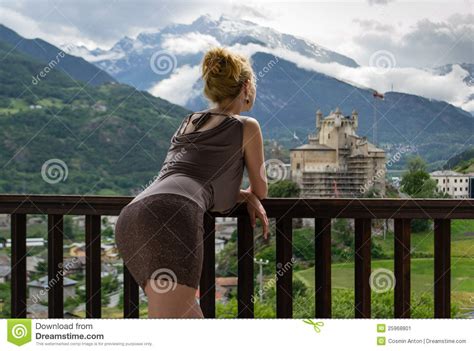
[0,194,473,318]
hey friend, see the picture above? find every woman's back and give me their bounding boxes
[129,110,247,213]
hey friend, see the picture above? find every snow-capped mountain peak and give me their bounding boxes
[67,14,358,77]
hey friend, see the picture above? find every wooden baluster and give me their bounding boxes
[434,219,451,318]
[123,265,139,318]
[394,218,411,318]
[11,214,27,318]
[354,218,371,318]
[199,212,216,318]
[85,215,101,318]
[315,218,331,318]
[237,216,254,318]
[276,216,293,318]
[48,214,63,318]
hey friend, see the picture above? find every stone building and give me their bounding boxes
[290,108,386,197]
[430,170,472,199]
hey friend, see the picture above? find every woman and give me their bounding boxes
[115,47,269,318]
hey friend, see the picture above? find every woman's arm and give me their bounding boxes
[237,189,269,239]
[235,118,269,238]
[242,117,268,199]
[236,187,256,203]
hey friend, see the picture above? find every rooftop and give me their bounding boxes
[430,170,465,176]
[291,143,334,151]
[216,277,238,287]
[29,275,77,288]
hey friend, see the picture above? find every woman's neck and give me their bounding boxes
[213,99,244,115]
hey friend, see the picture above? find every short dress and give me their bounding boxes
[115,111,246,291]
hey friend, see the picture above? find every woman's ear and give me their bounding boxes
[243,79,250,95]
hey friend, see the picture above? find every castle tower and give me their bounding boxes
[290,107,386,198]
[352,109,358,129]
[316,109,323,131]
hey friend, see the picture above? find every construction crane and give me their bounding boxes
[372,90,385,145]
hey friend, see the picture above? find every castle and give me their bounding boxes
[290,108,386,197]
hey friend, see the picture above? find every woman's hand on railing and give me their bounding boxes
[239,189,269,239]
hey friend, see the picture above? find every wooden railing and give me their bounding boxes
[0,195,473,318]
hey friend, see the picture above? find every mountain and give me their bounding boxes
[66,14,359,90]
[443,147,474,173]
[0,39,189,195]
[0,24,116,86]
[66,15,474,166]
[194,52,471,166]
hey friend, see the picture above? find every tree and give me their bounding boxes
[63,216,74,239]
[268,180,302,228]
[36,261,47,275]
[400,156,441,232]
[400,156,438,197]
[363,186,383,198]
[268,180,300,197]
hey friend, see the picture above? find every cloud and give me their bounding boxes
[353,14,474,67]
[0,1,278,49]
[224,3,276,21]
[353,19,394,32]
[0,0,219,48]
[151,41,473,112]
[1,0,470,70]
[0,6,98,48]
[162,32,220,55]
[249,44,473,111]
[148,64,201,105]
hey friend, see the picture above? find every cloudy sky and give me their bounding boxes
[0,0,472,110]
[0,0,471,67]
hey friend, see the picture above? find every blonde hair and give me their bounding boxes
[202,47,255,103]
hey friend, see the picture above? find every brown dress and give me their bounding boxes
[115,111,246,291]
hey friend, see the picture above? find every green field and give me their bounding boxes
[295,257,474,293]
[294,219,474,317]
[372,219,474,258]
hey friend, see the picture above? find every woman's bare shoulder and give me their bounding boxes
[233,115,260,128]
[234,116,261,144]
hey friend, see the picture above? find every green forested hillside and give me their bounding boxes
[0,40,190,195]
[444,147,474,173]
[0,24,115,86]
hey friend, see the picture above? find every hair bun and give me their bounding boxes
[201,47,254,103]
[202,47,241,81]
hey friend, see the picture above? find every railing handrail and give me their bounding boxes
[0,194,473,218]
